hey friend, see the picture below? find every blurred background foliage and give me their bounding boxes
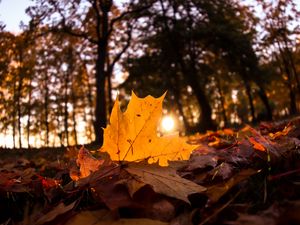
[0,0,299,148]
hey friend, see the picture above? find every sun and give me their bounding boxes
[161,116,175,132]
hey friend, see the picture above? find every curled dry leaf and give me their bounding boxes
[269,124,294,140]
[71,147,104,180]
[248,137,266,152]
[239,125,279,156]
[101,92,197,166]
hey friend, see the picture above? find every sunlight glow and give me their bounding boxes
[161,116,175,132]
[231,90,238,103]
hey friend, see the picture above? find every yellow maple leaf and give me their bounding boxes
[101,92,196,166]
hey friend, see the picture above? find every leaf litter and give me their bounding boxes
[0,92,300,224]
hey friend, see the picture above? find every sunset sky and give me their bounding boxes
[0,0,127,32]
[1,0,300,32]
[0,0,34,32]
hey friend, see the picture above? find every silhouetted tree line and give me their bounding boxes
[0,0,299,148]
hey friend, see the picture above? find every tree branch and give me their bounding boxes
[90,0,102,41]
[108,1,154,37]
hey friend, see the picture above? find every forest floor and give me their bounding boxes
[1,117,300,225]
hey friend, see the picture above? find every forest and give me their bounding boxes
[1,0,300,225]
[0,0,299,148]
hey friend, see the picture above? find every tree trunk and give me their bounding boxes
[82,62,95,142]
[72,109,78,146]
[85,66,95,142]
[94,45,107,145]
[13,78,17,149]
[283,36,300,94]
[215,75,228,126]
[171,76,190,132]
[289,87,297,115]
[175,52,215,131]
[17,76,23,149]
[56,101,64,147]
[106,56,114,112]
[243,80,256,122]
[179,53,215,131]
[4,128,7,149]
[255,81,273,120]
[17,50,24,149]
[44,72,49,146]
[159,0,215,132]
[276,43,297,114]
[188,76,215,132]
[71,88,78,146]
[285,66,297,115]
[93,2,110,145]
[27,77,32,148]
[64,70,70,146]
[83,106,92,143]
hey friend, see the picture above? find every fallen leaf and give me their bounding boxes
[92,177,135,210]
[206,168,259,203]
[222,128,235,136]
[0,168,37,193]
[35,201,76,225]
[63,209,114,225]
[147,199,176,221]
[185,154,218,171]
[36,175,60,189]
[65,209,168,225]
[209,162,234,181]
[73,164,135,210]
[269,124,294,140]
[125,162,206,203]
[65,146,80,159]
[248,137,266,152]
[101,92,196,166]
[229,203,281,225]
[240,125,279,157]
[208,136,221,147]
[72,146,104,180]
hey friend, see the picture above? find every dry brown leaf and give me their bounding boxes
[65,209,168,225]
[0,168,36,193]
[209,162,234,180]
[125,162,206,203]
[101,92,196,166]
[185,154,218,171]
[35,201,76,225]
[229,204,280,225]
[63,209,114,225]
[71,147,104,180]
[239,125,279,157]
[206,168,259,203]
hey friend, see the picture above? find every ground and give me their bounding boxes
[0,117,300,225]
